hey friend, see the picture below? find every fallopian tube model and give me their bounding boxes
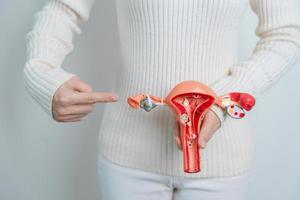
[127,80,256,173]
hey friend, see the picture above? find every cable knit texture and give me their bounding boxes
[24,0,300,178]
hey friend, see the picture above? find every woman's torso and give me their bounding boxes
[114,0,249,94]
[98,0,255,178]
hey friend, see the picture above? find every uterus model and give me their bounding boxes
[127,80,256,173]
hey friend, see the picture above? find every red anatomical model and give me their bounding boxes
[127,80,255,173]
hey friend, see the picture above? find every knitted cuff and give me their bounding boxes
[23,61,75,118]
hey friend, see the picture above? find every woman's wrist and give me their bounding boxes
[209,104,226,124]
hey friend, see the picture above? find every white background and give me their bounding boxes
[0,0,299,199]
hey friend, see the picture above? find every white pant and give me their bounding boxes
[97,155,254,200]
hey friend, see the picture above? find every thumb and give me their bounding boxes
[174,136,182,150]
[67,76,93,92]
[198,117,211,149]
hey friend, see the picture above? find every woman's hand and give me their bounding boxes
[52,76,119,122]
[174,110,221,150]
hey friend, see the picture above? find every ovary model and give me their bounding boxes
[127,80,256,173]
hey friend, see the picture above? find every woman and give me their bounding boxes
[24,0,300,199]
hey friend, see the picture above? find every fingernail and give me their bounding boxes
[111,95,119,101]
[200,140,206,148]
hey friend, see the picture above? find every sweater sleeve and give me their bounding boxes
[209,0,300,123]
[23,0,95,117]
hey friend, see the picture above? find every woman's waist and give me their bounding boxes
[99,104,254,156]
[100,96,253,135]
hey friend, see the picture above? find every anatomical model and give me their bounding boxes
[127,80,255,173]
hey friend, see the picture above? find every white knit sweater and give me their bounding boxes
[24,0,300,178]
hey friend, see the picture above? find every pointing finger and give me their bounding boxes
[70,92,119,104]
